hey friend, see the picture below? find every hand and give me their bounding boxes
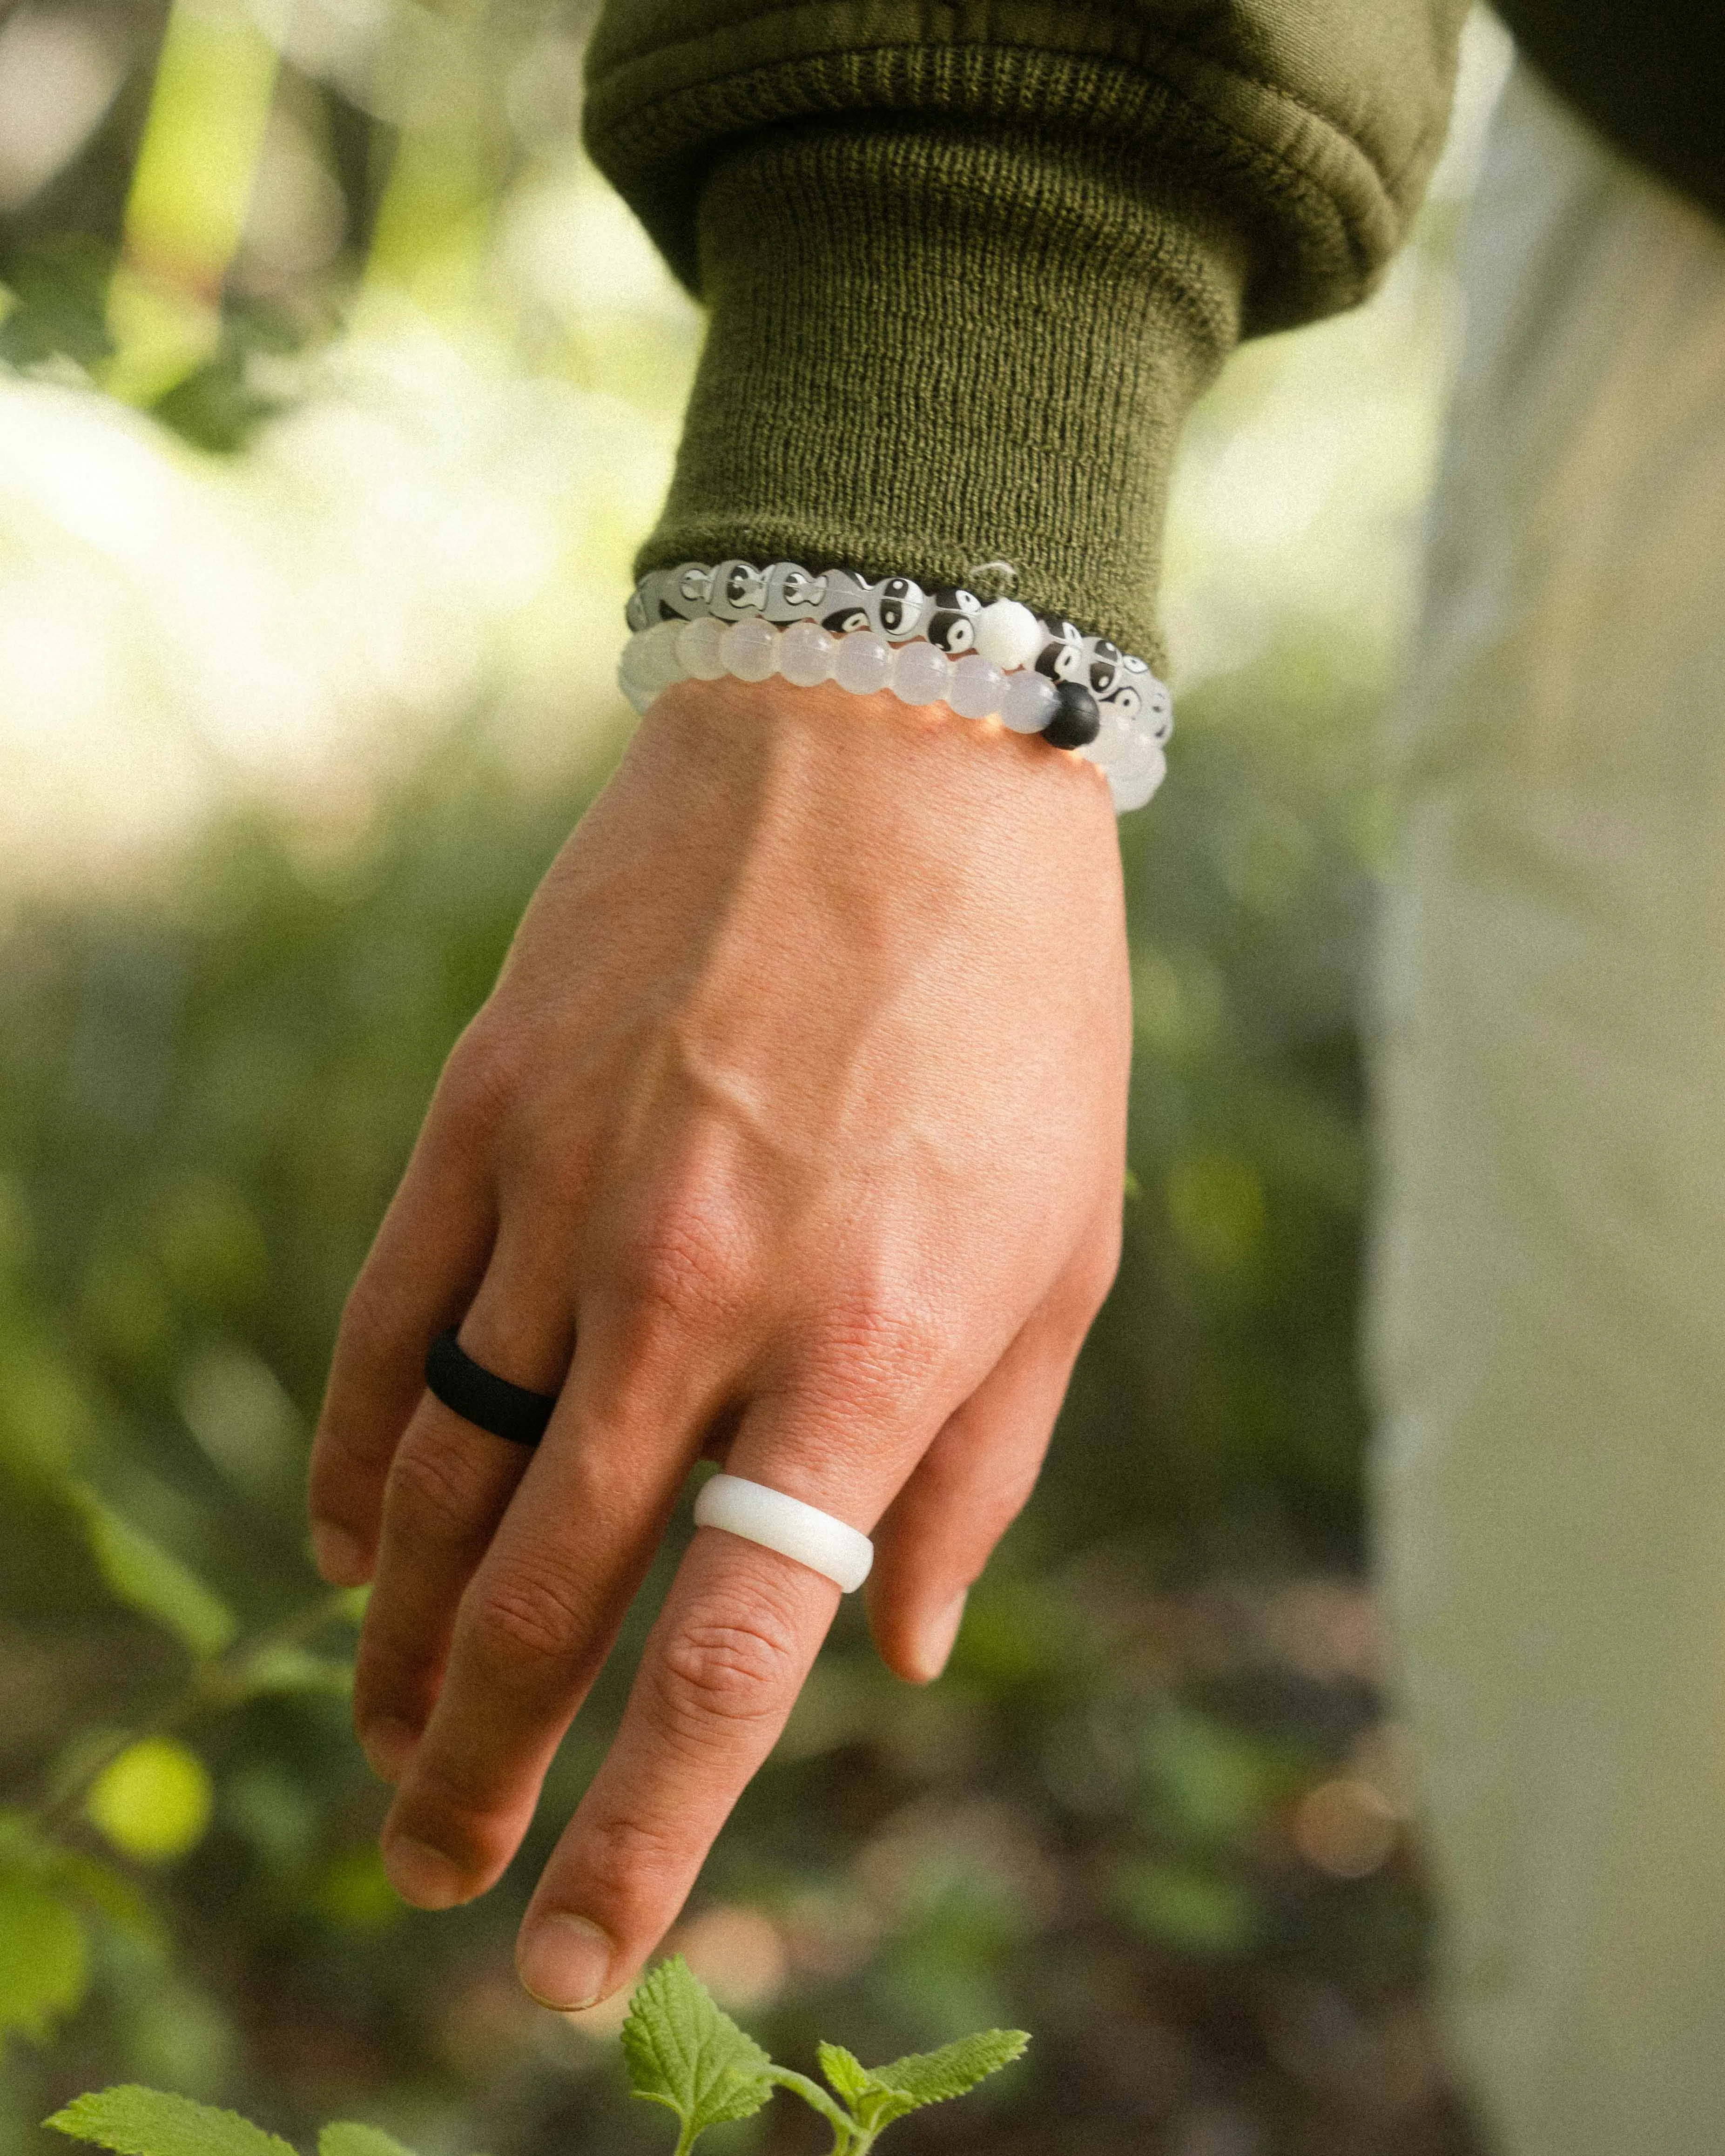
[306,672,1131,2009]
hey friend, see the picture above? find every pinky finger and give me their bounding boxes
[864,1304,1083,1685]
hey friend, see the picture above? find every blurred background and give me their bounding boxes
[0,8,1513,2154]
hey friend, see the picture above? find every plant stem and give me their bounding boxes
[767,2068,858,2155]
[28,1587,361,1830]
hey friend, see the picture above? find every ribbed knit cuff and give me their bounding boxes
[635,119,1248,669]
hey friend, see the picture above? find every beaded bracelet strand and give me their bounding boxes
[619,614,1167,815]
[620,559,1172,815]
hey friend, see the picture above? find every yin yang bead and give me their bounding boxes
[973,599,1041,672]
[890,640,950,706]
[779,620,836,687]
[1080,694,1136,768]
[620,560,1173,815]
[1107,730,1167,812]
[719,616,779,682]
[833,630,893,695]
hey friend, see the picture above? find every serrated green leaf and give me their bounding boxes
[0,1876,88,2041]
[816,2043,872,2109]
[45,2089,294,2156]
[70,1486,236,1657]
[620,1958,775,2152]
[319,2124,420,2156]
[829,2031,1029,2134]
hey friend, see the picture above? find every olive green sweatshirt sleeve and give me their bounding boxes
[584,2,1468,664]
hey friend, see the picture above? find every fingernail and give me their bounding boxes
[312,1522,371,1586]
[911,1590,968,1683]
[381,1834,468,1910]
[517,1914,613,2011]
[361,1716,419,1783]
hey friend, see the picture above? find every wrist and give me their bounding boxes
[627,674,1125,873]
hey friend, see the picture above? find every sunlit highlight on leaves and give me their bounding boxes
[85,1738,214,1864]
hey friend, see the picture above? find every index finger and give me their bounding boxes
[511,1420,909,2011]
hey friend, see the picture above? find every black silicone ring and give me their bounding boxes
[425,1328,559,1447]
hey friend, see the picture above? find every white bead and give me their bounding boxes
[779,619,836,687]
[676,615,727,680]
[974,599,1042,672]
[889,640,950,706]
[1080,698,1135,768]
[1108,734,1167,813]
[833,630,892,695]
[947,654,1006,720]
[998,668,1058,733]
[693,1472,873,1593]
[720,616,780,683]
[635,620,687,691]
[617,660,657,717]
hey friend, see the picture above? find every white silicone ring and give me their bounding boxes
[692,1474,874,1593]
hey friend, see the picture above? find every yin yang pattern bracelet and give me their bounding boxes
[620,560,1171,815]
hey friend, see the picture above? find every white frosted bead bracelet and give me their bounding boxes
[693,1472,874,1592]
[615,621,1169,814]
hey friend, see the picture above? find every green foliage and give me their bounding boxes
[43,1968,1029,2156]
[620,1960,1026,2155]
[68,1486,237,1659]
[619,1957,775,2152]
[47,2089,295,2156]
[85,1739,215,1865]
[815,2031,1030,2135]
[0,1810,161,2044]
[317,2126,421,2156]
[0,1874,88,2041]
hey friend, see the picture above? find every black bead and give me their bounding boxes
[1042,680,1100,750]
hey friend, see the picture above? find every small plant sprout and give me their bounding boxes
[621,1957,1028,2156]
[43,1960,1027,2156]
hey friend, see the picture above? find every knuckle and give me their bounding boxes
[574,1808,689,1907]
[439,1019,523,1138]
[336,1265,404,1374]
[617,1194,749,1332]
[656,1596,801,1737]
[386,1429,493,1547]
[466,1559,584,1670]
[802,1280,956,1410]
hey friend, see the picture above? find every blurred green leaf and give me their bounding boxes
[69,1486,237,1657]
[86,1739,214,1864]
[46,2088,294,2156]
[305,1848,404,1934]
[1110,1858,1261,1958]
[0,1874,88,2041]
[1140,1708,1283,1848]
[318,2128,419,2156]
[0,1812,159,1941]
[236,1645,353,1698]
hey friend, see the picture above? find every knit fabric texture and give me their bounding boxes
[585,1,1470,657]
